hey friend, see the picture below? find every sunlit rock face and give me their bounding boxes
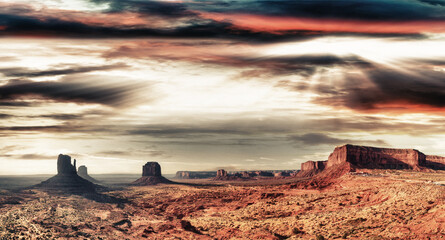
[57,154,77,175]
[327,144,425,169]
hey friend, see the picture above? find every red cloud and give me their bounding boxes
[198,12,445,34]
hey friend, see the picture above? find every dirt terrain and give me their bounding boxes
[0,171,443,239]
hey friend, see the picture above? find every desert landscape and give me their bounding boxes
[0,144,443,239]
[2,0,445,239]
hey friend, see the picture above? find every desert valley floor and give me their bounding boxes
[0,170,443,240]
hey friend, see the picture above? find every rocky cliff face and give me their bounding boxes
[57,154,77,175]
[327,144,425,169]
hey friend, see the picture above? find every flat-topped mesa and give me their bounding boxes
[57,154,77,175]
[132,162,171,186]
[327,144,425,170]
[142,162,162,177]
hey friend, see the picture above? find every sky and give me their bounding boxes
[2,0,445,174]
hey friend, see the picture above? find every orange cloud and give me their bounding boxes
[199,12,445,34]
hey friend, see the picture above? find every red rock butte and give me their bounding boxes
[299,144,445,176]
[132,162,172,186]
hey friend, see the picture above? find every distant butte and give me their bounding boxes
[77,165,100,183]
[34,154,98,193]
[132,162,172,185]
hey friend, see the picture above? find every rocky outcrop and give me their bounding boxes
[213,169,241,181]
[301,161,327,171]
[175,171,216,179]
[132,162,172,186]
[77,165,100,183]
[217,169,227,178]
[298,144,445,184]
[297,160,328,177]
[327,144,425,170]
[34,154,97,193]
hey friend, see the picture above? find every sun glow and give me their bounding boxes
[264,36,445,64]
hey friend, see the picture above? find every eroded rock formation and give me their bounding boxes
[133,162,171,186]
[57,154,77,175]
[34,154,97,192]
[301,161,327,171]
[213,169,241,180]
[216,169,227,178]
[327,144,425,169]
[143,162,162,177]
[297,160,328,177]
[77,165,100,183]
[298,144,445,182]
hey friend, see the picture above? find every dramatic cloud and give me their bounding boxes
[0,114,13,119]
[313,63,445,111]
[288,133,387,146]
[0,1,435,41]
[0,12,327,41]
[90,0,196,18]
[2,0,445,174]
[0,63,127,78]
[0,78,146,107]
[194,0,445,21]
